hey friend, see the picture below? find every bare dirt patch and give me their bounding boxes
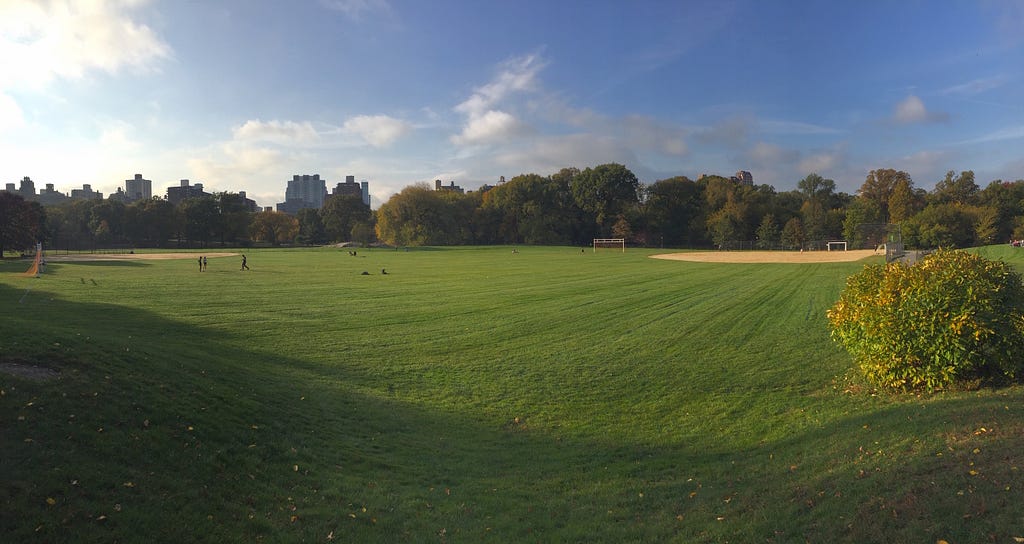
[650,249,879,264]
[45,252,238,262]
[0,362,59,382]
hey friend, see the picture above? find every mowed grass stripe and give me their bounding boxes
[3,246,1024,543]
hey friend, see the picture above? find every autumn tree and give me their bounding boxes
[251,211,299,246]
[781,217,806,249]
[797,173,836,241]
[859,169,911,221]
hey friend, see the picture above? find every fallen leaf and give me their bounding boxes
[45,497,56,506]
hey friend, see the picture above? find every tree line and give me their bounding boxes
[2,163,1023,257]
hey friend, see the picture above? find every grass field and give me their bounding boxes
[3,245,1024,542]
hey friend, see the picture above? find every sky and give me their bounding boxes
[1,0,1023,209]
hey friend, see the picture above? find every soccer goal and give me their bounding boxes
[21,243,44,278]
[826,241,847,251]
[593,238,625,252]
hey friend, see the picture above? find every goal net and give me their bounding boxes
[826,241,847,251]
[593,238,625,252]
[22,243,44,278]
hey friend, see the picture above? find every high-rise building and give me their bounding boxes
[734,170,753,186]
[37,183,68,205]
[277,174,327,213]
[125,174,153,202]
[435,179,464,194]
[166,179,208,205]
[18,176,35,198]
[70,184,103,200]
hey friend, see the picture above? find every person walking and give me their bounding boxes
[241,254,249,270]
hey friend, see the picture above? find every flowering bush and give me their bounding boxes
[827,249,1024,391]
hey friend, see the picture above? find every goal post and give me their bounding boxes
[593,238,625,252]
[22,243,44,277]
[826,241,847,251]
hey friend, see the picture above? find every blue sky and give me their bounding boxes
[1,0,1023,209]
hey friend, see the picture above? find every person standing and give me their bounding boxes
[202,256,208,271]
[198,255,203,272]
[241,254,249,270]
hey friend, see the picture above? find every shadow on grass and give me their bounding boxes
[2,282,1023,543]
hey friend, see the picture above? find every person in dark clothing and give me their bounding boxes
[241,254,249,270]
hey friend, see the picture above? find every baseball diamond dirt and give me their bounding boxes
[650,249,879,264]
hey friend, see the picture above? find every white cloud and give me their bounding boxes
[343,114,411,147]
[454,54,545,117]
[451,110,527,145]
[452,54,545,147]
[0,92,25,132]
[939,75,1007,96]
[0,0,170,91]
[233,119,320,145]
[893,95,949,124]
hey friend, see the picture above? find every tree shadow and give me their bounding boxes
[2,282,1022,543]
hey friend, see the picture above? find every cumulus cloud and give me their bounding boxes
[455,55,545,117]
[233,119,320,145]
[0,0,170,90]
[451,54,545,146]
[343,114,411,147]
[893,95,949,124]
[451,110,528,145]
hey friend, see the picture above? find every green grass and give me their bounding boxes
[3,246,1024,542]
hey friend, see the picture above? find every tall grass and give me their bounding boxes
[2,246,1023,542]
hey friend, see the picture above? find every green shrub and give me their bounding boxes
[827,248,1024,391]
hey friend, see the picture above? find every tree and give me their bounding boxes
[296,208,327,245]
[179,197,219,247]
[0,192,45,257]
[781,217,805,249]
[859,169,911,221]
[797,173,836,241]
[932,170,978,206]
[570,163,640,236]
[841,198,882,248]
[706,195,746,248]
[755,214,779,249]
[321,194,373,243]
[375,184,455,246]
[125,198,176,247]
[887,177,919,223]
[645,176,703,247]
[481,173,579,245]
[908,203,975,248]
[251,211,298,246]
[216,192,251,245]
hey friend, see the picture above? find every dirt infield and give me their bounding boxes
[45,252,238,262]
[650,249,879,264]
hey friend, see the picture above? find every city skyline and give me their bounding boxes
[1,1,1023,209]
